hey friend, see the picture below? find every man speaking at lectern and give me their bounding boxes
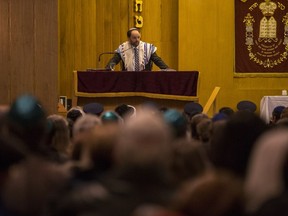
[105,28,170,71]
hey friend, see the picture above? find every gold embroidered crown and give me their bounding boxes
[259,0,277,16]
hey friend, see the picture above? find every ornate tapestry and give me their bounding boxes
[235,0,288,72]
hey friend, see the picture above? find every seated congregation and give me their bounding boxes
[1,94,288,216]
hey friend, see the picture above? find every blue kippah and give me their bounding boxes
[273,106,285,114]
[212,113,228,122]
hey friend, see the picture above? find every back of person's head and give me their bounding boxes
[276,117,288,127]
[190,113,209,140]
[209,111,267,178]
[83,102,104,116]
[75,124,120,172]
[71,114,102,161]
[66,106,85,139]
[219,107,234,117]
[114,109,172,171]
[268,106,286,125]
[100,111,123,125]
[5,94,48,151]
[170,139,211,184]
[212,112,229,123]
[172,171,244,216]
[280,107,288,119]
[67,106,85,122]
[183,102,203,121]
[46,114,71,156]
[244,127,288,214]
[272,106,285,122]
[114,104,136,120]
[73,114,102,139]
[163,109,188,139]
[140,101,160,110]
[196,118,213,143]
[237,100,257,113]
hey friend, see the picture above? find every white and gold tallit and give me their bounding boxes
[116,41,157,71]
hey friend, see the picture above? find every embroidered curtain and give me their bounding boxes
[235,0,288,72]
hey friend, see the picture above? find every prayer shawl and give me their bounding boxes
[116,41,157,71]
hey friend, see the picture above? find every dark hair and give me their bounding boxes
[115,104,135,119]
[127,28,140,37]
[272,106,285,121]
[209,111,267,177]
[67,109,83,122]
[219,107,234,117]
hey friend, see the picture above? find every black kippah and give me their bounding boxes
[127,28,139,37]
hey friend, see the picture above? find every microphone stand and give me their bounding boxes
[97,45,137,70]
[98,51,116,62]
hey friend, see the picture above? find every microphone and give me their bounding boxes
[98,45,138,62]
[97,45,138,70]
[98,51,116,62]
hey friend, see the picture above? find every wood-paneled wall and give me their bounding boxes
[59,0,178,101]
[179,0,288,115]
[0,0,58,114]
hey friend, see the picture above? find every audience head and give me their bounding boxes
[269,106,285,124]
[73,114,102,139]
[170,139,211,184]
[190,113,209,140]
[183,102,203,121]
[163,109,188,139]
[46,114,71,160]
[173,171,244,216]
[280,107,288,119]
[219,107,234,117]
[67,106,85,122]
[212,113,229,123]
[115,104,136,120]
[7,94,46,127]
[245,127,288,214]
[100,111,123,125]
[5,94,48,151]
[83,102,104,116]
[276,117,288,127]
[73,124,120,172]
[196,118,213,143]
[237,100,257,113]
[114,109,172,170]
[71,114,102,162]
[209,111,267,178]
[140,101,160,115]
